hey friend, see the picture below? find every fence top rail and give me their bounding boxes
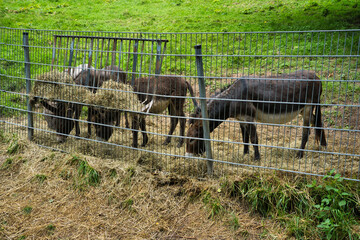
[1,26,360,35]
[53,34,169,42]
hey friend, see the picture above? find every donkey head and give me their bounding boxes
[185,110,206,157]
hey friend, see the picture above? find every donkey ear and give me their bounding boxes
[188,113,197,125]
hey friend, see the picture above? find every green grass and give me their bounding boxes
[0,0,359,32]
[220,172,360,239]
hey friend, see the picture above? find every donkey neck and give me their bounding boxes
[206,79,246,132]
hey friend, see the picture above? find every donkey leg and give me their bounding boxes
[124,112,130,128]
[74,104,82,137]
[297,106,312,158]
[240,123,250,155]
[86,107,93,138]
[163,104,179,146]
[139,115,148,147]
[177,109,186,148]
[314,105,327,147]
[248,123,260,160]
[131,115,139,148]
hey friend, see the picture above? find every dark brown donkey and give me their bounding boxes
[186,70,327,160]
[30,98,77,143]
[73,66,127,138]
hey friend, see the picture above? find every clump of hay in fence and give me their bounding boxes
[84,80,143,113]
[31,70,88,103]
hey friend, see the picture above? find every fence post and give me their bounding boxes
[23,32,33,141]
[131,40,139,87]
[194,45,213,175]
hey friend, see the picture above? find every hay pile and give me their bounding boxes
[31,70,89,103]
[32,71,142,113]
[84,80,143,112]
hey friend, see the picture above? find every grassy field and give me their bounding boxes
[0,0,359,32]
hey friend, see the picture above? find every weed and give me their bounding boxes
[18,236,26,240]
[121,198,134,210]
[228,212,240,230]
[77,159,100,186]
[46,224,55,235]
[108,168,117,178]
[0,130,6,143]
[202,191,224,219]
[221,172,360,239]
[124,166,136,184]
[59,169,72,180]
[35,174,47,183]
[22,206,32,214]
[307,169,358,239]
[69,155,100,189]
[7,138,19,154]
[1,158,13,170]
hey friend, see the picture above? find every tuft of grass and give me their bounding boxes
[124,166,136,184]
[7,138,19,155]
[77,159,100,186]
[1,158,13,170]
[228,212,240,231]
[34,174,47,184]
[46,224,55,235]
[108,168,117,178]
[69,155,101,189]
[121,198,134,211]
[202,191,225,219]
[22,206,32,215]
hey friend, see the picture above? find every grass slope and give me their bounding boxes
[0,0,359,32]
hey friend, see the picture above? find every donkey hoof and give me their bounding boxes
[254,155,261,161]
[296,151,304,159]
[162,140,170,146]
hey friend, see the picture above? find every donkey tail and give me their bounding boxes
[314,104,327,146]
[185,81,199,108]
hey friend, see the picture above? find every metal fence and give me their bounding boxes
[1,27,359,180]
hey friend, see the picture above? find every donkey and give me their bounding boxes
[131,75,198,148]
[73,66,127,138]
[30,97,78,143]
[94,75,198,148]
[186,70,327,160]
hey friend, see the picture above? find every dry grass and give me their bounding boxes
[31,70,89,103]
[0,134,288,240]
[85,80,143,112]
[32,71,143,113]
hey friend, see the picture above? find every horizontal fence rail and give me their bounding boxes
[0,27,359,180]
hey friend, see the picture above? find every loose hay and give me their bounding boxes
[32,71,143,113]
[0,136,286,240]
[84,80,143,112]
[31,70,89,103]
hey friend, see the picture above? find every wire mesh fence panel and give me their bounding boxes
[0,27,359,180]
